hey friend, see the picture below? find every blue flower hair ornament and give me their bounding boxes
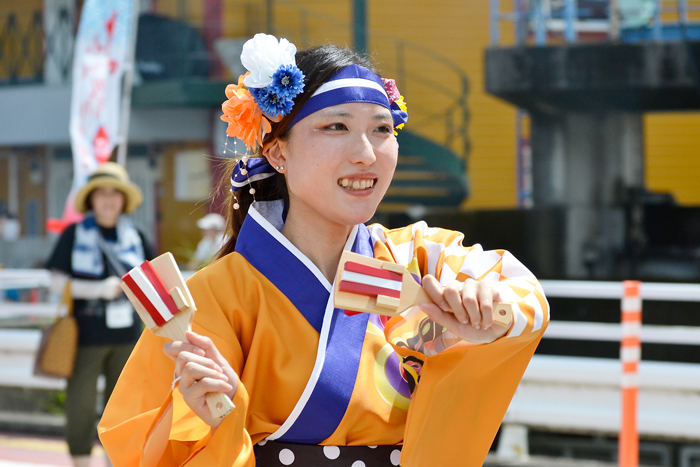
[237,33,408,128]
[240,34,305,119]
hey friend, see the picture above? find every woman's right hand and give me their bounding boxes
[105,276,123,300]
[163,331,239,428]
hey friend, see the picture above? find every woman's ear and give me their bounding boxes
[262,139,287,172]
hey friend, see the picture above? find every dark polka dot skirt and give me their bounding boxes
[254,440,402,466]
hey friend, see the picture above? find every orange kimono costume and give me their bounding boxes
[98,201,549,467]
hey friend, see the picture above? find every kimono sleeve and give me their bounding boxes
[372,222,550,467]
[97,271,255,467]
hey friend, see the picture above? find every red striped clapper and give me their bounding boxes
[120,252,235,419]
[334,251,513,326]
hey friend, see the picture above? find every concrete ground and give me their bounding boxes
[0,430,627,467]
[0,433,107,467]
[484,454,620,467]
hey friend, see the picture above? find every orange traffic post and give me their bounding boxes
[619,280,641,467]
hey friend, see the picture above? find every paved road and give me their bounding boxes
[0,433,107,467]
[0,431,623,467]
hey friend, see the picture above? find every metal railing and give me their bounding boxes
[497,278,700,463]
[490,0,700,46]
[4,270,700,457]
[541,279,700,345]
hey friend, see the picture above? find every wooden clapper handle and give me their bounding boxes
[121,253,235,419]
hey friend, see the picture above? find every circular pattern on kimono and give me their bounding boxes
[279,448,295,465]
[390,449,401,466]
[374,344,411,411]
[351,462,366,467]
[323,446,340,460]
[257,439,268,446]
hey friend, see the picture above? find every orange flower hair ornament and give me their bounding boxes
[221,73,274,151]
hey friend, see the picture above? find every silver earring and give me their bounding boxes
[279,166,285,171]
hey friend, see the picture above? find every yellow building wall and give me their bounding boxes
[272,0,353,49]
[645,113,700,205]
[370,0,518,209]
[247,0,520,208]
[154,0,204,25]
[223,0,520,209]
[0,0,44,82]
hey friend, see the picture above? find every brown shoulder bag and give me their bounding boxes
[33,281,78,379]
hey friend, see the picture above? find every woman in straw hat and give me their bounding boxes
[47,162,155,467]
[99,36,548,466]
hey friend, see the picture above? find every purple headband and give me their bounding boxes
[287,64,409,130]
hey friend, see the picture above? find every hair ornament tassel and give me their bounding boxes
[230,156,277,208]
[230,157,277,192]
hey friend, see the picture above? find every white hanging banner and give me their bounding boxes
[64,0,136,224]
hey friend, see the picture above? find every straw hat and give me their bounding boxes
[74,162,143,214]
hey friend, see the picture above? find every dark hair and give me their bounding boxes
[216,44,378,257]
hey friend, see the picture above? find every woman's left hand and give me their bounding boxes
[420,276,513,344]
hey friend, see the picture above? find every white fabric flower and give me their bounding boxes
[241,33,297,88]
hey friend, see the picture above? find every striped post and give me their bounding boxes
[619,280,641,467]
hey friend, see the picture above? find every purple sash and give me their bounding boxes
[236,205,373,443]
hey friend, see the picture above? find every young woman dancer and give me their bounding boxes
[99,34,548,467]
